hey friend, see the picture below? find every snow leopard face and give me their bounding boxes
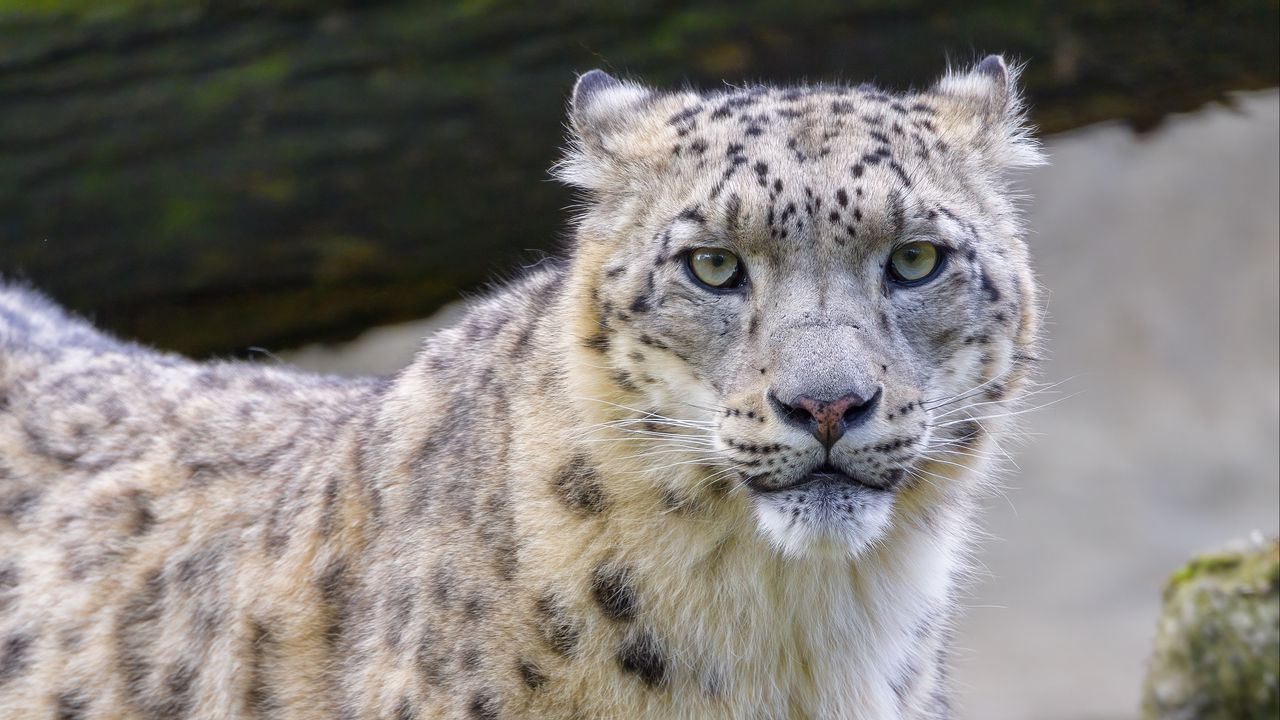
[564,58,1042,556]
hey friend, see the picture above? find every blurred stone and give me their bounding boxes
[1142,533,1280,719]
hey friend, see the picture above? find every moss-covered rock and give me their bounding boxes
[1143,534,1280,719]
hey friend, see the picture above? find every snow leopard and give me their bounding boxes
[0,55,1042,719]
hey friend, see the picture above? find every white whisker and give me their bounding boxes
[927,392,1079,428]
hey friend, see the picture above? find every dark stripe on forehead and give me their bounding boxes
[677,207,706,224]
[888,160,912,188]
[724,193,743,239]
[708,143,749,201]
[887,190,906,239]
[935,205,986,252]
[668,104,704,126]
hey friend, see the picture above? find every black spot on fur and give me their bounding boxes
[617,630,668,688]
[463,310,511,343]
[552,456,608,515]
[414,628,447,686]
[173,542,223,588]
[610,369,639,393]
[116,568,166,707]
[317,475,340,538]
[583,328,611,354]
[246,621,279,717]
[509,319,538,359]
[678,208,706,224]
[0,488,40,522]
[461,645,482,670]
[263,494,291,556]
[537,593,581,657]
[0,562,17,594]
[424,353,450,373]
[317,560,347,605]
[148,661,197,719]
[0,632,33,685]
[131,501,157,536]
[889,161,912,187]
[592,563,638,621]
[56,690,90,720]
[668,105,702,126]
[753,161,769,186]
[190,597,224,641]
[463,593,490,622]
[888,191,906,237]
[469,692,500,720]
[429,564,457,611]
[383,579,417,650]
[478,493,519,582]
[979,269,1002,302]
[394,697,416,720]
[519,660,547,690]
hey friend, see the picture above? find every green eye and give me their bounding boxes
[687,247,745,289]
[887,241,943,284]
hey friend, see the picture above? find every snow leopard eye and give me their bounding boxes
[887,241,944,285]
[686,247,746,290]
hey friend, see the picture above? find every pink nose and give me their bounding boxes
[772,390,882,449]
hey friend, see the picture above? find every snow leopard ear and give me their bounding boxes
[569,70,652,134]
[558,70,667,190]
[931,55,1045,171]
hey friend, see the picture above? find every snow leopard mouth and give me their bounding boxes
[745,463,893,494]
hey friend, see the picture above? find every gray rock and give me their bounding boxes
[1143,533,1279,719]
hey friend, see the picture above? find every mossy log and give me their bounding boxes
[1143,535,1280,720]
[1,1,1276,354]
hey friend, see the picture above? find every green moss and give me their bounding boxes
[188,52,292,112]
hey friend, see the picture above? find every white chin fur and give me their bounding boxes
[752,484,895,558]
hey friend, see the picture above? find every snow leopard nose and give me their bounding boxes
[770,389,882,449]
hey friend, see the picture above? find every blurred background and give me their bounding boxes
[1,2,1276,718]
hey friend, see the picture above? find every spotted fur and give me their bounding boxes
[0,56,1041,719]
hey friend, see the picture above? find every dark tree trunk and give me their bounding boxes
[1,1,1275,355]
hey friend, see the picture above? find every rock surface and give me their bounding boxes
[1142,534,1280,719]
